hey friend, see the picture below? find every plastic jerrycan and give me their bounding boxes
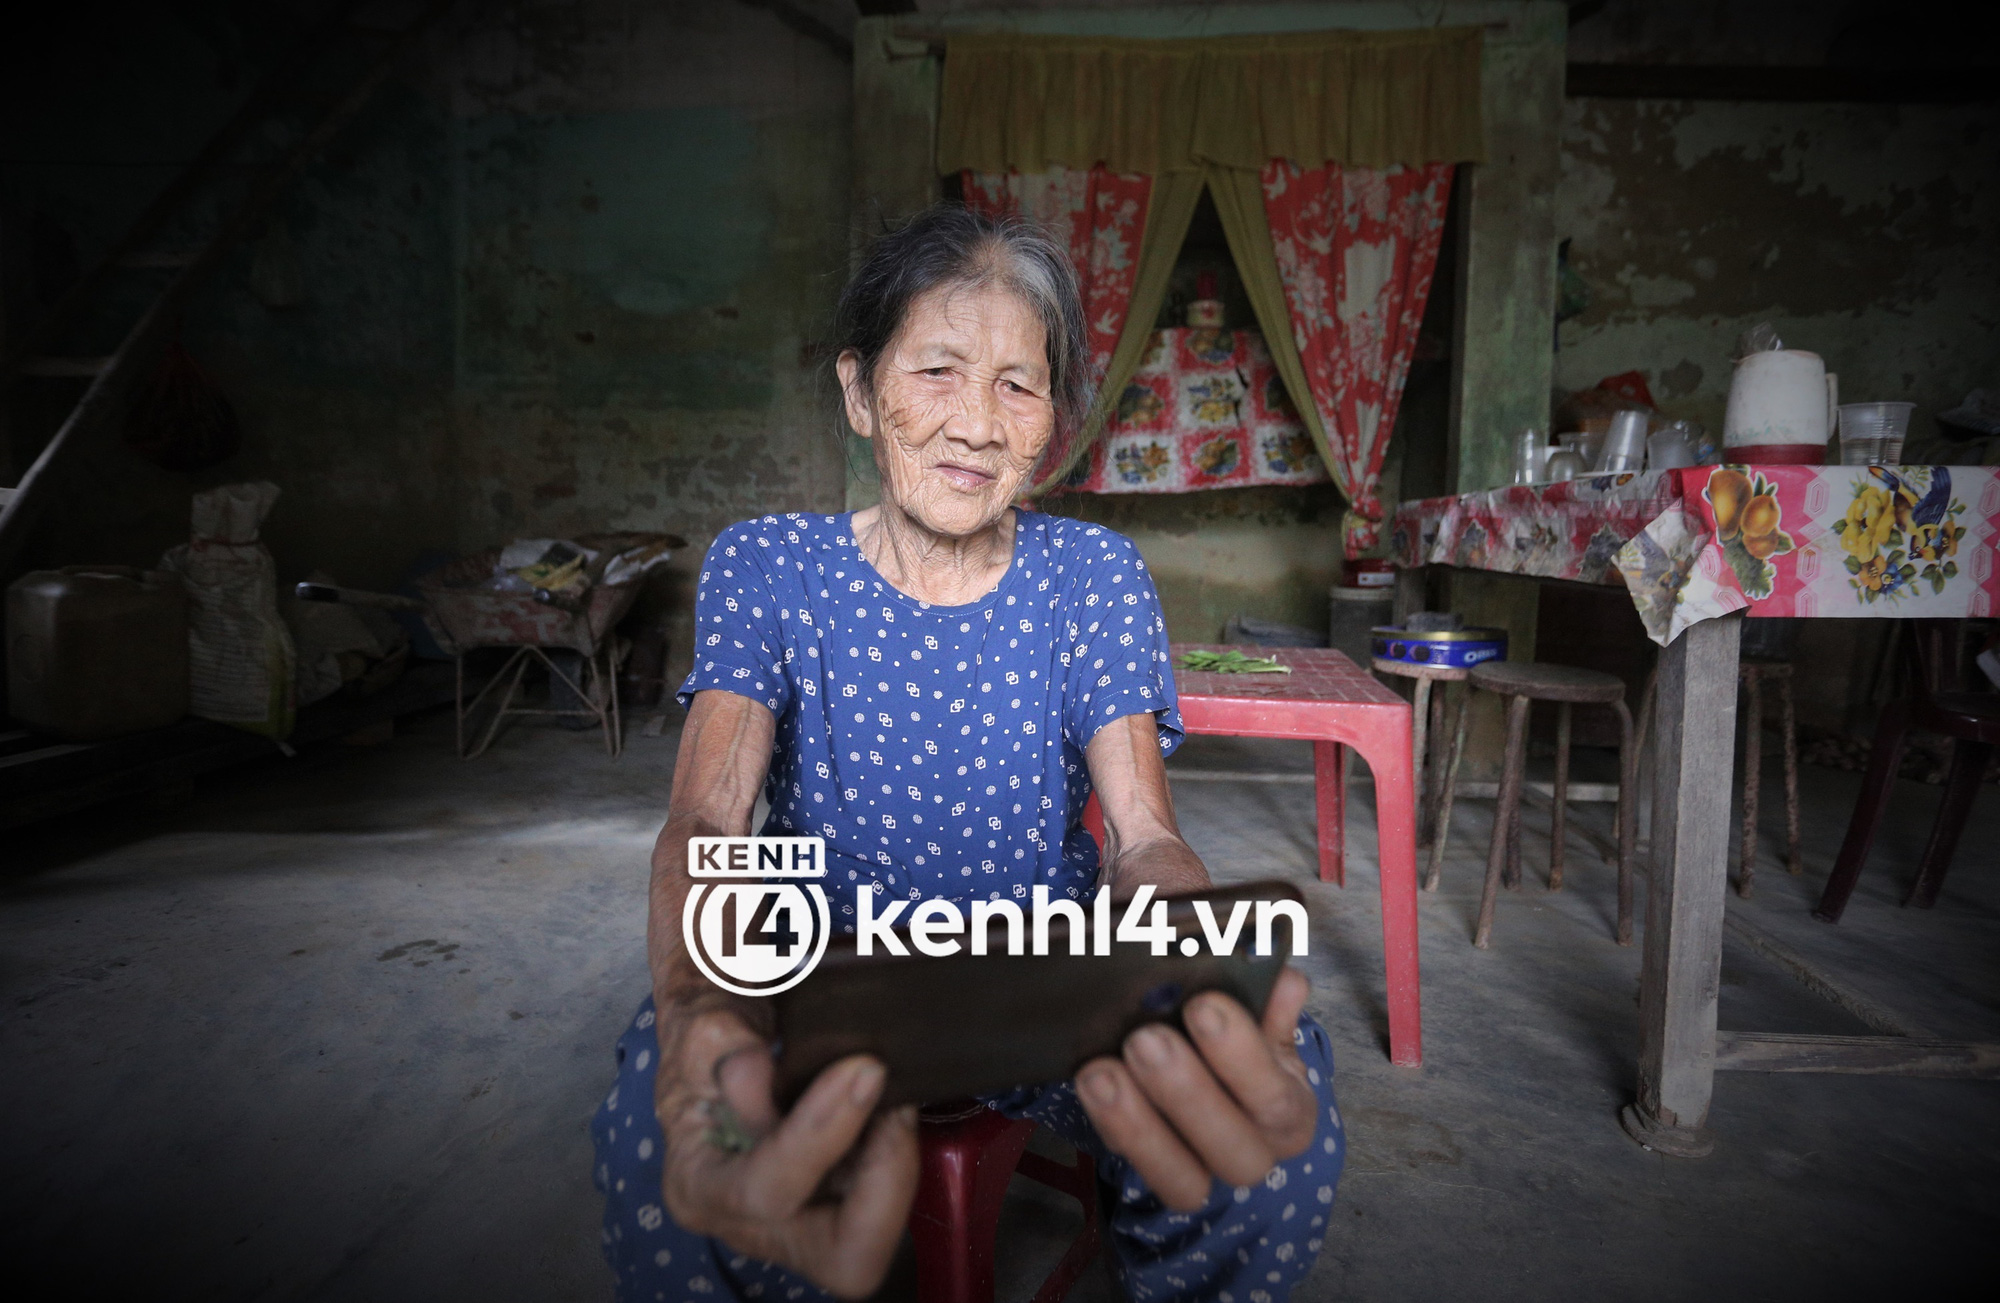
[6,566,190,740]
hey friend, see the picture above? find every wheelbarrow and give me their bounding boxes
[298,550,644,759]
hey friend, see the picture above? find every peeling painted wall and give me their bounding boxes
[1053,485,1346,640]
[7,0,855,694]
[1556,97,2000,452]
[450,2,853,560]
[1564,0,1976,69]
[441,0,854,681]
[1556,94,2000,732]
[452,99,847,540]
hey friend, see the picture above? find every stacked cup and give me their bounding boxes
[1511,429,1549,485]
[1600,410,1648,473]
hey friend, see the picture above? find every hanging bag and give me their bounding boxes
[125,342,242,473]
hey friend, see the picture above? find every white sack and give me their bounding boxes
[284,571,402,707]
[160,481,295,738]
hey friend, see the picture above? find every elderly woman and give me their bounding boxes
[595,207,1344,1302]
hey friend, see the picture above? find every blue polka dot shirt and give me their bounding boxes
[678,511,1183,928]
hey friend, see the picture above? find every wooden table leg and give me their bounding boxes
[1738,669,1763,897]
[1425,687,1471,893]
[1392,564,1426,626]
[1549,701,1572,891]
[1501,696,1526,893]
[1622,614,1741,1158]
[1314,741,1346,886]
[1779,674,1802,877]
[1613,698,1638,946]
[1410,676,1433,842]
[1476,694,1531,949]
[1421,683,1450,846]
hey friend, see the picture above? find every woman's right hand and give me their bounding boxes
[654,1005,919,1298]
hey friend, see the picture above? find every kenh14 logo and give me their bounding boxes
[682,837,830,996]
[684,836,1311,998]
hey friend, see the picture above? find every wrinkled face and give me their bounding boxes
[840,281,1055,538]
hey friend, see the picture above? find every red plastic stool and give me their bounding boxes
[910,1101,1102,1303]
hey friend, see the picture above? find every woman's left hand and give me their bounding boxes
[1074,966,1318,1211]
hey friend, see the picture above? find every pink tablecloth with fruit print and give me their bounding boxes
[1390,466,2000,644]
[1066,327,1329,493]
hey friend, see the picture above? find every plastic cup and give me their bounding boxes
[1557,432,1596,471]
[1560,430,1607,471]
[1838,402,1915,466]
[1511,429,1548,485]
[1575,419,1612,467]
[1647,426,1694,470]
[1667,418,1718,464]
[1545,448,1586,482]
[1600,409,1649,473]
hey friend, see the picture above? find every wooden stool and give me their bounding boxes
[1636,658,1803,898]
[1736,658,1802,897]
[1440,661,1637,948]
[1816,620,2000,922]
[1372,657,1470,850]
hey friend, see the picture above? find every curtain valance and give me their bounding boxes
[938,28,1484,175]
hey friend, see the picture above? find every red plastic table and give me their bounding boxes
[1088,644,1422,1068]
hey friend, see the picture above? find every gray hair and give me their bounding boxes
[834,204,1091,479]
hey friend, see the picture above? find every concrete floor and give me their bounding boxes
[4,708,1996,1301]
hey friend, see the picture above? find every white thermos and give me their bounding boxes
[1722,349,1837,465]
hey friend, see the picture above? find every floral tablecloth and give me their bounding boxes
[1068,327,1329,493]
[1390,466,2000,644]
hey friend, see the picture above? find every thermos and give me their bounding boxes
[1723,349,1838,465]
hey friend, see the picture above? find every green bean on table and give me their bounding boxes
[1175,649,1292,674]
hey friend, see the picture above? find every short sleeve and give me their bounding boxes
[676,526,792,717]
[1060,527,1183,756]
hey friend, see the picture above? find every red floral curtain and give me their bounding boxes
[962,167,1151,475]
[1261,160,1454,554]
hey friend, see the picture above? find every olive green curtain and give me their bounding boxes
[1028,170,1204,494]
[1203,166,1336,484]
[939,28,1485,177]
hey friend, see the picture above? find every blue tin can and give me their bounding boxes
[1371,626,1508,670]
